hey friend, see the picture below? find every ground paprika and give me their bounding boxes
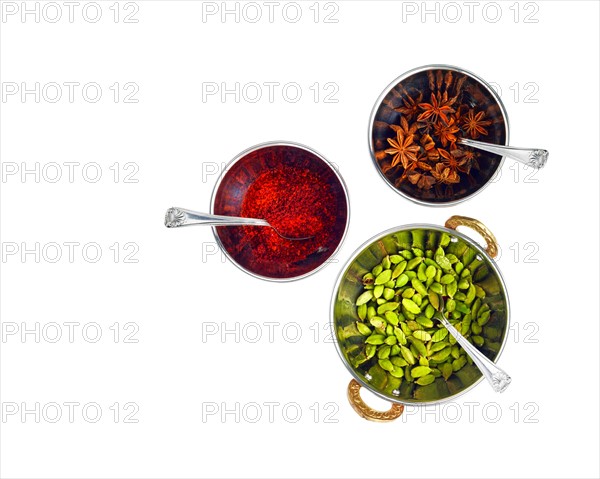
[213,144,348,279]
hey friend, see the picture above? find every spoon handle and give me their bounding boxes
[437,315,511,393]
[458,138,548,169]
[164,207,269,228]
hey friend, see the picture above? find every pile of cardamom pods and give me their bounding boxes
[352,240,492,391]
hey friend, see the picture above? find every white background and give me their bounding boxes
[1,1,599,478]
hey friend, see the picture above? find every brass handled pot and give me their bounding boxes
[330,216,510,422]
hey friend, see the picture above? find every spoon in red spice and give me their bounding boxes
[164,207,315,241]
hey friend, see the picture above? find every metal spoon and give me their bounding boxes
[458,138,548,169]
[433,296,511,393]
[164,207,314,241]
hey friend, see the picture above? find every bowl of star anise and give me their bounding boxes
[369,65,509,205]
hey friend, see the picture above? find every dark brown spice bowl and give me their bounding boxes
[369,65,509,206]
[211,141,350,282]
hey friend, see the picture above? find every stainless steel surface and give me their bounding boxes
[331,223,510,406]
[458,138,548,169]
[368,64,510,207]
[209,140,351,283]
[164,207,314,240]
[434,297,511,393]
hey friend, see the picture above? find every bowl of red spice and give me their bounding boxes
[211,142,349,281]
[369,65,509,205]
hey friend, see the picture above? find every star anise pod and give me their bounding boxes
[417,92,455,124]
[435,70,444,91]
[453,104,468,124]
[434,116,459,147]
[444,70,453,92]
[390,116,418,137]
[439,148,470,174]
[417,118,435,135]
[453,75,467,96]
[385,129,420,169]
[427,70,436,92]
[462,109,492,138]
[374,150,387,161]
[420,134,439,161]
[408,170,436,190]
[394,91,423,119]
[381,159,399,175]
[460,148,480,173]
[431,162,460,185]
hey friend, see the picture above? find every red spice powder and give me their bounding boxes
[213,144,348,279]
[240,166,337,265]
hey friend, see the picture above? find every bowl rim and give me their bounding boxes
[330,222,511,406]
[209,140,351,282]
[367,63,511,207]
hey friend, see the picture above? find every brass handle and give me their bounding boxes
[347,379,404,422]
[445,216,499,259]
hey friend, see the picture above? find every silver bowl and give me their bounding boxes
[369,64,510,206]
[330,216,510,421]
[210,141,350,282]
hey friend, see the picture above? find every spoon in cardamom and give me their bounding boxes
[433,296,511,393]
[458,138,548,169]
[164,207,314,241]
